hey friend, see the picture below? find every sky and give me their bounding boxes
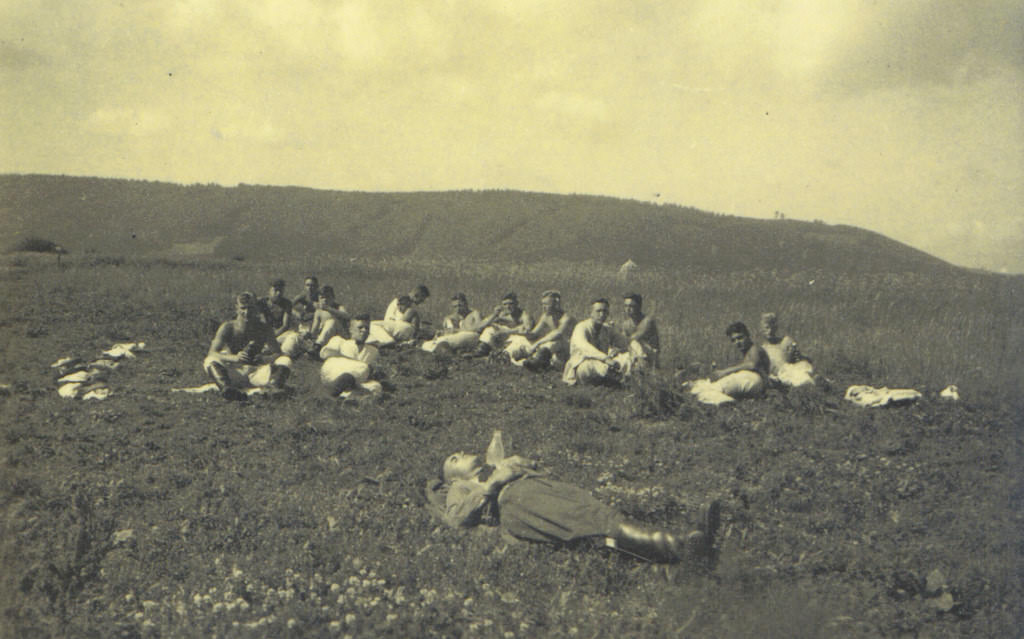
[1,1,1021,273]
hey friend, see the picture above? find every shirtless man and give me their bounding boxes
[319,314,383,398]
[504,290,575,371]
[204,292,292,400]
[258,279,293,339]
[562,298,631,386]
[368,284,430,346]
[760,312,814,387]
[291,275,320,330]
[306,286,351,358]
[421,293,485,355]
[620,293,660,371]
[686,322,769,404]
[469,292,534,358]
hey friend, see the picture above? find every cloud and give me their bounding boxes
[791,0,1024,91]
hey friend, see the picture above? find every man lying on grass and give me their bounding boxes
[204,292,292,400]
[683,321,769,405]
[426,431,720,566]
[421,292,486,356]
[319,314,383,399]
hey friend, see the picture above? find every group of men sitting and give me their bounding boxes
[203,275,813,402]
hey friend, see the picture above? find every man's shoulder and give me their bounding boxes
[574,318,595,332]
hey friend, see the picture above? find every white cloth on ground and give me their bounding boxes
[844,385,922,408]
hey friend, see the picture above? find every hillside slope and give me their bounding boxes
[1,174,955,274]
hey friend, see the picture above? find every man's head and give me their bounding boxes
[623,293,643,318]
[541,290,562,314]
[760,312,779,339]
[726,321,752,352]
[501,292,519,314]
[303,276,319,298]
[269,279,285,300]
[317,286,336,309]
[397,295,414,313]
[411,285,430,304]
[590,298,611,324]
[350,313,371,344]
[442,452,481,482]
[235,292,259,323]
[451,292,469,315]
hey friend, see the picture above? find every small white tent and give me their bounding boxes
[617,259,638,282]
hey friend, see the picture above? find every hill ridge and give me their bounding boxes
[1,174,955,274]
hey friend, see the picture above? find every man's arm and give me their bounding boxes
[444,480,496,528]
[712,345,765,380]
[402,307,421,333]
[477,305,502,329]
[208,322,242,362]
[458,310,485,333]
[261,324,283,356]
[318,336,347,360]
[275,309,293,337]
[628,315,657,344]
[530,314,572,351]
[511,311,534,334]
[570,322,611,360]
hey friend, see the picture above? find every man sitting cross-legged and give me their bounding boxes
[685,322,770,405]
[759,312,815,387]
[368,284,430,347]
[504,290,575,371]
[319,314,384,399]
[421,293,486,356]
[468,292,534,358]
[619,293,660,372]
[204,292,292,400]
[562,298,632,386]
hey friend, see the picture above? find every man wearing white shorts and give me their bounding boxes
[620,293,660,372]
[760,312,814,387]
[469,292,534,358]
[319,314,383,397]
[422,293,485,355]
[687,322,769,404]
[204,292,292,400]
[369,284,430,347]
[504,290,574,371]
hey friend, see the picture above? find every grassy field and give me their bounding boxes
[1,255,1022,638]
